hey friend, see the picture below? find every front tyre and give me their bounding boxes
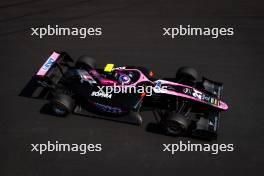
[162,113,190,136]
[50,93,75,117]
[176,67,198,86]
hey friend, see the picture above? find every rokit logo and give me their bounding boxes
[192,89,203,100]
[202,95,210,101]
[91,91,112,99]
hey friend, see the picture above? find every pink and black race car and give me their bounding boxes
[21,51,228,140]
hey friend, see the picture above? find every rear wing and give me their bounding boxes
[35,51,73,85]
[19,51,73,99]
[36,51,73,76]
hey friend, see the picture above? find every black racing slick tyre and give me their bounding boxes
[75,55,95,69]
[50,93,75,117]
[176,67,198,85]
[162,114,190,136]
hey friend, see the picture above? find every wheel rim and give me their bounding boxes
[166,121,184,135]
[52,102,67,115]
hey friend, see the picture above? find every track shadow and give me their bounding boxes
[19,76,143,125]
[19,77,42,98]
[73,104,142,125]
[146,122,215,141]
[38,102,143,125]
[19,76,50,99]
[146,122,165,135]
[39,103,57,116]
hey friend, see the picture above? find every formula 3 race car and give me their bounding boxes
[20,51,228,140]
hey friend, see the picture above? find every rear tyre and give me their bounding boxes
[162,113,190,136]
[176,67,198,85]
[75,55,95,69]
[50,93,75,117]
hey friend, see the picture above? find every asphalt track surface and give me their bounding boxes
[0,0,264,175]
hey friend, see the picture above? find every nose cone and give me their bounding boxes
[219,101,229,110]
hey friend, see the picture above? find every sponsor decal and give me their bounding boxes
[37,80,49,87]
[211,98,215,104]
[183,87,219,106]
[78,70,97,84]
[36,52,60,76]
[202,94,210,101]
[94,103,122,114]
[91,91,112,99]
[153,81,168,93]
[214,99,218,105]
[192,89,203,100]
[183,87,190,94]
[42,57,55,71]
[113,66,126,70]
[104,64,114,72]
[155,81,162,90]
[209,121,214,126]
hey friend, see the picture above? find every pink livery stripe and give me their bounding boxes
[154,80,228,110]
[36,52,60,76]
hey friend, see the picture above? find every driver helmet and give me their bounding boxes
[118,74,131,84]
